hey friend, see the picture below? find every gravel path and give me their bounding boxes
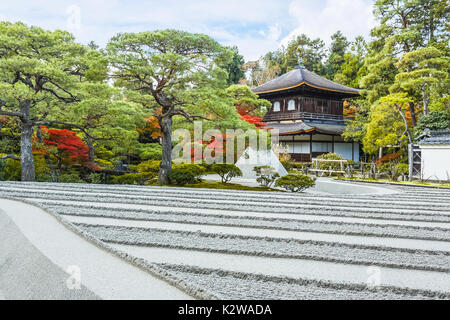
[155,264,449,300]
[109,244,450,293]
[38,200,450,227]
[0,185,449,214]
[0,180,449,300]
[63,215,450,251]
[55,206,450,242]
[74,224,450,272]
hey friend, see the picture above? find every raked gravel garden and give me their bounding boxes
[0,180,449,300]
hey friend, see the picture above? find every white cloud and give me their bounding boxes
[281,0,376,47]
[0,0,376,61]
[0,0,291,60]
[230,36,281,61]
[267,24,282,41]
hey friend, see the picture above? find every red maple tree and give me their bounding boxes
[175,104,268,162]
[35,126,99,171]
[376,153,401,166]
[239,114,267,128]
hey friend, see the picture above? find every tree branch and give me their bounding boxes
[172,109,212,122]
[35,120,100,140]
[394,104,413,144]
[39,78,79,103]
[1,154,20,161]
[0,109,26,122]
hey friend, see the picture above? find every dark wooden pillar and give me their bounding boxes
[309,134,313,162]
[292,135,295,155]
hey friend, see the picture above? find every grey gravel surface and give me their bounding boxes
[0,209,100,300]
[75,224,450,272]
[40,201,450,223]
[0,184,449,212]
[0,181,449,299]
[1,189,449,222]
[47,205,450,241]
[157,264,450,300]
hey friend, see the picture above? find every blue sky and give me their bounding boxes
[0,0,377,61]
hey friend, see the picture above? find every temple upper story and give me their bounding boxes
[252,66,359,124]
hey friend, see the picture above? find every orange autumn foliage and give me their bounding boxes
[376,153,401,166]
[137,116,162,139]
[343,101,357,119]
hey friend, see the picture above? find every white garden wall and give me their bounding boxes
[334,143,359,161]
[419,145,450,181]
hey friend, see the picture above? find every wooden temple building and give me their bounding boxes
[252,65,360,162]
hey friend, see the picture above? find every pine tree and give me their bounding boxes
[391,46,449,115]
[325,31,350,80]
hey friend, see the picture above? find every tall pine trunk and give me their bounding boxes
[20,122,35,181]
[408,102,417,127]
[158,116,173,184]
[19,101,35,181]
[86,137,95,163]
[422,86,429,115]
[36,126,57,181]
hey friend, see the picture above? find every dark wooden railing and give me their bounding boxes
[263,112,343,122]
[290,152,328,162]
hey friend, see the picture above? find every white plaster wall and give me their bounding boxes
[334,143,353,160]
[293,142,310,153]
[281,141,359,161]
[420,145,450,181]
[312,142,333,153]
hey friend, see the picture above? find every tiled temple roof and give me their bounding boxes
[266,121,346,135]
[252,67,360,95]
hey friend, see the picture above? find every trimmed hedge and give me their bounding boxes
[0,154,51,181]
[168,168,196,185]
[280,160,294,172]
[87,173,102,184]
[58,173,84,183]
[292,162,312,174]
[253,166,280,188]
[0,159,6,181]
[135,160,161,173]
[112,172,155,185]
[275,174,316,192]
[172,164,206,182]
[317,153,345,171]
[377,162,409,181]
[211,164,242,183]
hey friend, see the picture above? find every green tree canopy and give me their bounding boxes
[414,109,450,136]
[391,46,449,115]
[325,31,350,80]
[225,85,271,117]
[223,46,245,85]
[0,22,102,181]
[282,34,326,75]
[63,82,147,162]
[107,29,240,184]
[334,36,367,88]
[363,94,412,155]
[360,39,398,105]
